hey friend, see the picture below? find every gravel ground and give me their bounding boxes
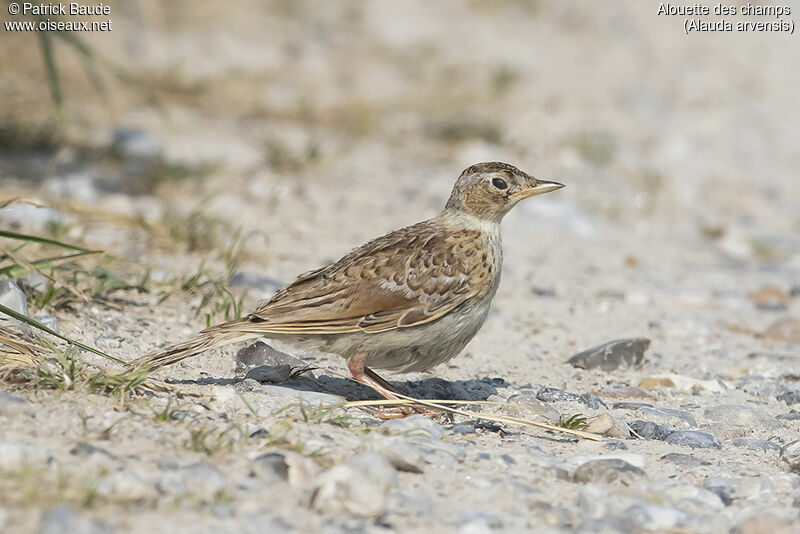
[1,1,799,533]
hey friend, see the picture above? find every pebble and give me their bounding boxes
[0,389,34,417]
[639,374,728,393]
[311,451,397,518]
[536,387,582,404]
[244,364,292,384]
[665,430,722,449]
[629,420,675,441]
[381,414,443,439]
[96,468,158,501]
[234,341,307,375]
[663,484,725,512]
[252,452,290,482]
[659,453,711,468]
[34,314,58,333]
[624,503,686,530]
[704,404,782,432]
[20,272,48,293]
[566,337,650,371]
[506,393,560,423]
[735,514,799,534]
[639,406,696,427]
[572,459,646,485]
[747,285,790,311]
[776,386,800,405]
[157,462,224,501]
[730,438,782,453]
[763,317,800,343]
[779,440,800,473]
[38,507,111,534]
[370,436,425,473]
[0,280,27,319]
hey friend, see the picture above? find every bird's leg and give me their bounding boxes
[346,353,441,419]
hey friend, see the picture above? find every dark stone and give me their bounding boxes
[234,341,307,375]
[665,430,721,449]
[777,387,800,405]
[566,337,650,371]
[729,438,781,452]
[629,420,675,441]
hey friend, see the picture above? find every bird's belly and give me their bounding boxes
[360,296,494,373]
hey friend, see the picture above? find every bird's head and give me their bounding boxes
[444,162,564,222]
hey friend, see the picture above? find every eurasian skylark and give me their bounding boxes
[128,162,564,405]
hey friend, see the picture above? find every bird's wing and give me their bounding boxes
[203,220,489,336]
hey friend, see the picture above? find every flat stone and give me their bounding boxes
[311,451,397,518]
[0,280,27,320]
[625,503,686,531]
[567,337,650,371]
[780,440,800,473]
[39,507,111,534]
[257,384,345,406]
[572,459,646,485]
[234,341,307,375]
[0,389,34,417]
[730,438,782,452]
[704,404,782,431]
[244,364,292,384]
[381,414,443,439]
[659,453,711,468]
[536,387,582,404]
[665,430,721,449]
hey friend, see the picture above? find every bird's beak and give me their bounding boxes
[511,179,565,200]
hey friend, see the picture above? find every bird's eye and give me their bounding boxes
[491,177,508,190]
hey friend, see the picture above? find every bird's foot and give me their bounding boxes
[364,403,451,421]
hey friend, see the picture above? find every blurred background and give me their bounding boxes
[0,0,798,345]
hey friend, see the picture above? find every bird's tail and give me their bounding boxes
[125,318,258,372]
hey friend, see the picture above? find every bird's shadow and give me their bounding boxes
[166,372,508,402]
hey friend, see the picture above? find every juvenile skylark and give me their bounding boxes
[128,162,564,403]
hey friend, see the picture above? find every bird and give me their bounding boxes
[127,162,564,410]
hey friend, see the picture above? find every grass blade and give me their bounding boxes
[0,230,93,253]
[0,302,126,365]
[0,250,102,278]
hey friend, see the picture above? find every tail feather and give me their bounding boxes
[126,318,257,372]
